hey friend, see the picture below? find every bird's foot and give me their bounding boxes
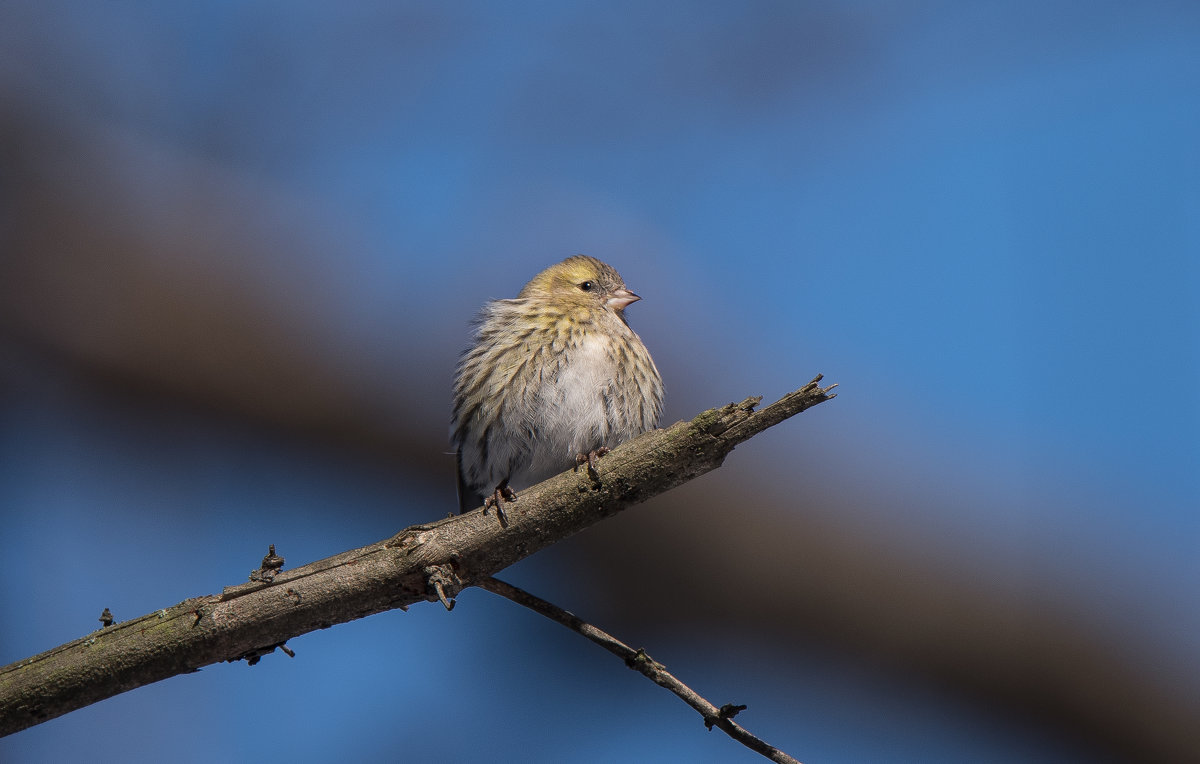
[574,447,611,478]
[483,482,517,527]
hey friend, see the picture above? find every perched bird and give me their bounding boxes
[451,255,664,523]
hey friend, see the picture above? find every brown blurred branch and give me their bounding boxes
[0,376,837,737]
[479,576,802,764]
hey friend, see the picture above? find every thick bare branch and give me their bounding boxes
[0,376,837,737]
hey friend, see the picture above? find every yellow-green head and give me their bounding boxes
[518,255,641,313]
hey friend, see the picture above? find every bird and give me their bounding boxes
[451,255,664,525]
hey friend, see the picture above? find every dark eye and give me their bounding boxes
[579,281,594,291]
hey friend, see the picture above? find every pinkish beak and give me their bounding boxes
[607,288,641,310]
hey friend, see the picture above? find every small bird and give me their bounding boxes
[451,255,664,524]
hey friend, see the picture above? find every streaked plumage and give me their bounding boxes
[451,255,663,519]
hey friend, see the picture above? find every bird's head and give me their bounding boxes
[518,255,641,314]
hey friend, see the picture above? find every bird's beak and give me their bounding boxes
[607,288,641,310]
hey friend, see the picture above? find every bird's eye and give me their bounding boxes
[579,281,594,291]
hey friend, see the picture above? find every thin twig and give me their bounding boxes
[477,576,802,764]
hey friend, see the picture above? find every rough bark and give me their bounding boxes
[0,376,836,736]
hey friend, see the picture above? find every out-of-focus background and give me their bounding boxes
[2,2,1197,762]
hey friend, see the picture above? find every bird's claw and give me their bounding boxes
[484,483,517,527]
[575,446,611,477]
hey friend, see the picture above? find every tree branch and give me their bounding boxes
[478,576,802,764]
[0,375,837,737]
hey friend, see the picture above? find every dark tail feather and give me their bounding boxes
[455,450,482,514]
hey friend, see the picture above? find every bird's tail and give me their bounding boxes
[455,450,482,514]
